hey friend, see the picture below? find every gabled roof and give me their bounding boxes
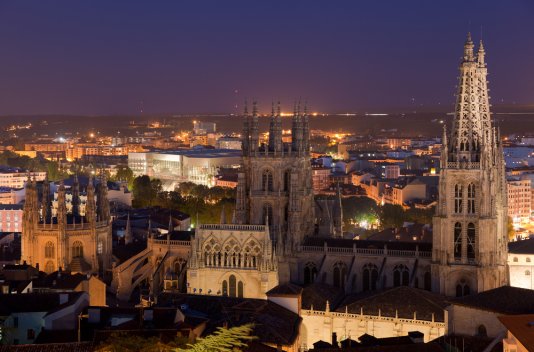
[451,286,534,314]
[498,314,534,350]
[266,283,303,296]
[338,286,448,322]
[157,293,301,347]
[301,283,345,311]
[0,292,84,315]
[509,239,534,254]
[33,271,88,290]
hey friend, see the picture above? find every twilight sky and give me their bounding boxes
[0,0,533,115]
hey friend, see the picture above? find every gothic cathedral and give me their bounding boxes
[431,34,509,296]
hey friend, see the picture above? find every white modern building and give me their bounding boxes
[128,149,241,188]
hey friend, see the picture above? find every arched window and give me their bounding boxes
[526,270,531,276]
[467,223,476,259]
[456,279,470,297]
[45,241,54,258]
[362,264,378,291]
[72,241,83,258]
[477,325,487,337]
[527,257,531,263]
[424,271,432,291]
[513,257,518,262]
[238,281,244,298]
[262,169,273,192]
[333,262,347,288]
[393,265,409,287]
[454,223,462,259]
[229,275,237,297]
[45,261,55,274]
[283,170,291,192]
[454,184,463,213]
[467,183,476,214]
[222,280,228,296]
[262,203,273,225]
[304,262,318,285]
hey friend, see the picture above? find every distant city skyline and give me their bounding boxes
[0,0,533,115]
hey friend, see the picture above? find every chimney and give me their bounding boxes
[332,332,338,347]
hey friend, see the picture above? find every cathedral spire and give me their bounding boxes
[125,212,132,244]
[250,100,259,155]
[463,32,474,62]
[57,180,67,225]
[477,40,485,66]
[302,100,310,154]
[72,173,80,217]
[275,101,283,154]
[268,100,276,152]
[241,99,250,156]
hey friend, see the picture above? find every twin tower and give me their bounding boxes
[236,101,316,258]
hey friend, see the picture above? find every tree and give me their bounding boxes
[181,323,257,352]
[508,216,516,241]
[378,204,406,229]
[132,176,162,207]
[115,165,135,189]
[95,332,188,352]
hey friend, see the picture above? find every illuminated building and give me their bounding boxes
[507,178,532,225]
[432,34,509,296]
[21,175,112,275]
[128,149,241,188]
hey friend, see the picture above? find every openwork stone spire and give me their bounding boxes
[448,33,492,165]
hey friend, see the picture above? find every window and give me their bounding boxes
[304,262,318,285]
[456,279,470,297]
[72,241,83,258]
[97,241,103,255]
[222,280,228,296]
[513,257,518,262]
[13,317,18,328]
[527,258,531,263]
[262,169,273,192]
[45,241,54,258]
[238,281,244,298]
[467,223,476,259]
[333,262,347,289]
[526,270,531,276]
[283,170,291,192]
[454,223,462,258]
[229,275,237,297]
[45,261,55,274]
[27,329,35,340]
[454,184,463,213]
[467,183,476,214]
[393,265,409,287]
[477,325,487,337]
[362,264,378,291]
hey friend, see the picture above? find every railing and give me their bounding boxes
[35,220,109,231]
[149,238,190,247]
[299,244,430,258]
[199,224,266,232]
[301,309,446,326]
[446,161,480,169]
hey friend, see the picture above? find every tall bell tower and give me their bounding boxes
[432,34,508,297]
[235,101,315,261]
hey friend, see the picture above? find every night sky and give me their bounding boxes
[0,0,533,115]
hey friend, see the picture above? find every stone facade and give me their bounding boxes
[432,34,509,297]
[21,175,112,276]
[187,223,278,298]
